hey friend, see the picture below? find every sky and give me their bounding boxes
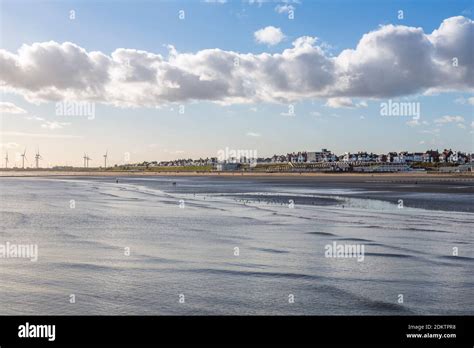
[0,0,473,167]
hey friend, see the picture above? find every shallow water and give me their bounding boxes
[0,176,473,315]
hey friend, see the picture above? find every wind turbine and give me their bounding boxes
[103,150,108,168]
[4,152,8,168]
[35,148,43,169]
[83,153,88,168]
[21,148,27,169]
[86,155,92,168]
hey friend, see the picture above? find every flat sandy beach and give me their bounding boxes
[1,170,473,180]
[1,169,473,315]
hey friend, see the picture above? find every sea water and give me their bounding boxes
[0,176,472,315]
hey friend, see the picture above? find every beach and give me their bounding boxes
[1,170,473,182]
[0,174,473,315]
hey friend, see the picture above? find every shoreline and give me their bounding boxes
[0,170,473,180]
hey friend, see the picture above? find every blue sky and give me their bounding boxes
[0,0,472,167]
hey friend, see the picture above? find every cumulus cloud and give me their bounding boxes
[0,16,472,108]
[275,4,294,14]
[420,128,441,135]
[0,131,82,138]
[0,142,19,149]
[406,119,429,127]
[335,16,473,98]
[25,115,45,121]
[434,115,465,124]
[246,131,261,137]
[325,97,367,108]
[0,102,27,114]
[254,26,285,46]
[455,96,474,105]
[41,121,71,129]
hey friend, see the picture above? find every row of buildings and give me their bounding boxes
[135,148,472,168]
[275,149,472,165]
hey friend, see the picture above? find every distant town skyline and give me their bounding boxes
[2,145,471,169]
[0,0,473,166]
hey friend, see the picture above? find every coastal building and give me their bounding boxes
[128,148,472,171]
[413,153,424,162]
[216,163,241,171]
[307,149,335,162]
[287,152,307,163]
[439,149,453,163]
[422,150,439,163]
[387,152,397,163]
[448,151,469,164]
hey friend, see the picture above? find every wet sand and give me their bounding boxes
[1,170,472,180]
[1,175,472,314]
[1,170,472,195]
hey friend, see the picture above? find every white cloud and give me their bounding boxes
[0,131,82,138]
[335,16,473,97]
[454,96,474,105]
[246,131,261,137]
[247,0,300,5]
[0,142,19,149]
[0,16,472,108]
[41,121,71,129]
[275,4,294,14]
[325,98,353,108]
[406,119,429,127]
[0,102,27,114]
[434,115,465,124]
[325,97,367,108]
[420,128,440,135]
[25,115,44,121]
[254,26,285,46]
